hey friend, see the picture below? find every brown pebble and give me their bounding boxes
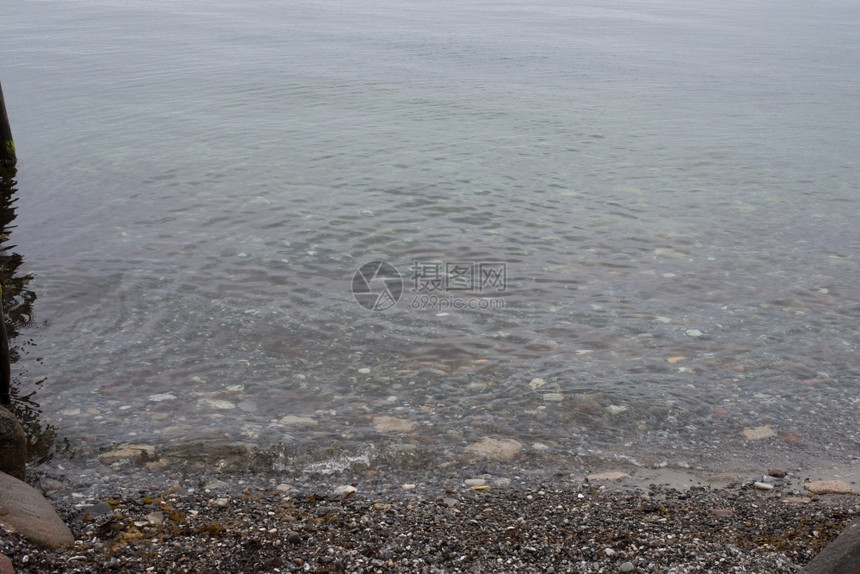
[767,469,787,478]
[710,508,734,518]
[0,554,13,574]
[781,431,805,446]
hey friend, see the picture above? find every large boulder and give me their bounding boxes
[800,521,860,574]
[0,407,25,481]
[0,471,74,549]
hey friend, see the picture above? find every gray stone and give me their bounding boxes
[74,501,114,522]
[800,521,860,574]
[0,471,74,549]
[0,407,26,481]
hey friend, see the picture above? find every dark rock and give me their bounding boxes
[74,501,114,523]
[286,531,302,545]
[0,407,25,481]
[767,469,787,478]
[800,521,860,574]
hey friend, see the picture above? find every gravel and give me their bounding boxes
[1,471,857,573]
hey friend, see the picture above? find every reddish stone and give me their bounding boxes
[710,508,734,518]
[0,554,13,574]
[767,469,787,478]
[781,431,805,446]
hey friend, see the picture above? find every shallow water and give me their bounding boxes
[2,0,858,476]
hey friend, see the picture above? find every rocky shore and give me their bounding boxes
[1,466,857,573]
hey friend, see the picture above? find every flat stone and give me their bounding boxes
[98,444,157,465]
[781,430,805,446]
[146,511,165,525]
[74,501,114,522]
[605,404,628,415]
[278,415,317,426]
[203,478,230,491]
[464,438,523,461]
[654,247,686,259]
[332,485,357,498]
[0,471,74,549]
[372,416,416,433]
[706,474,739,487]
[800,521,860,574]
[742,425,776,440]
[0,408,26,481]
[586,471,630,481]
[754,481,774,490]
[198,398,235,410]
[805,480,855,495]
[529,377,547,390]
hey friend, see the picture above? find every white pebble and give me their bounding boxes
[529,377,547,390]
[199,399,236,410]
[332,485,357,497]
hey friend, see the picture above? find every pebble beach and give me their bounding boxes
[2,462,857,573]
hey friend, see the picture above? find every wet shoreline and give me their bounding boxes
[5,456,858,573]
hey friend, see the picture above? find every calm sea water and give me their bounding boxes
[2,0,858,476]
